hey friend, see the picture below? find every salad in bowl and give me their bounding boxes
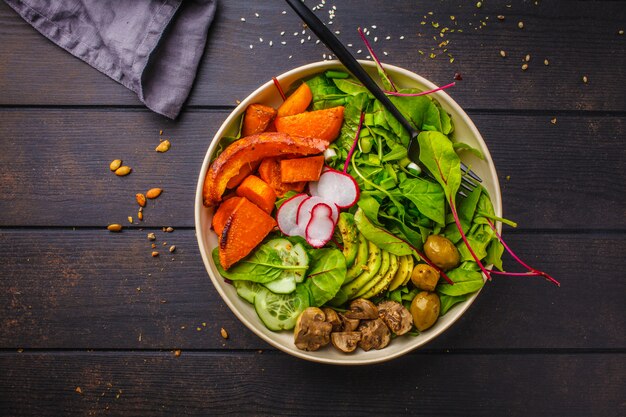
[195,60,508,364]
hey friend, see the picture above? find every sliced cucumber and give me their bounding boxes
[263,274,296,294]
[254,286,309,331]
[233,280,265,304]
[267,238,309,283]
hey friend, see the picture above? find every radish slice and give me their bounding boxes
[305,203,336,248]
[309,168,360,209]
[276,193,308,237]
[297,195,339,228]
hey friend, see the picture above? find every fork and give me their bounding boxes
[285,0,481,191]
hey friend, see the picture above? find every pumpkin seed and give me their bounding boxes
[155,140,171,153]
[107,224,122,232]
[146,188,162,199]
[109,159,122,171]
[136,193,146,207]
[115,166,132,176]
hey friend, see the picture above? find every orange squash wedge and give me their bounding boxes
[275,106,344,144]
[241,103,277,137]
[277,83,313,117]
[236,175,277,214]
[219,197,276,269]
[258,157,307,197]
[212,196,243,236]
[203,132,328,207]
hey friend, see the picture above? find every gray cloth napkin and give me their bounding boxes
[4,0,217,119]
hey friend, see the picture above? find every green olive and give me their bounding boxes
[423,235,460,271]
[410,263,440,291]
[410,291,440,331]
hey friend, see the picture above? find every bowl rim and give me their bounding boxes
[194,60,502,365]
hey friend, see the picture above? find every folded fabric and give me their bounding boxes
[4,0,217,119]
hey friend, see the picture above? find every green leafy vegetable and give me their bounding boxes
[354,208,415,256]
[303,248,347,306]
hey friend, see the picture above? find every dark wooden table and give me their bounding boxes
[1,1,625,416]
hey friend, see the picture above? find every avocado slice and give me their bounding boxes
[343,233,369,284]
[337,213,359,268]
[341,242,383,300]
[360,253,400,299]
[388,255,415,291]
[354,251,393,299]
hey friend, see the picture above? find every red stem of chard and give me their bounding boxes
[385,82,456,97]
[357,27,397,92]
[343,111,365,174]
[486,220,560,287]
[272,77,287,101]
[449,196,494,281]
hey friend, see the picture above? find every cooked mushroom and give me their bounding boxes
[293,307,332,351]
[331,332,362,353]
[377,300,414,335]
[344,298,378,320]
[322,307,342,332]
[339,312,360,331]
[357,318,391,351]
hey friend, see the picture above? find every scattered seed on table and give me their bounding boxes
[169,245,176,253]
[476,1,482,8]
[551,117,557,124]
[619,30,624,35]
[525,54,531,62]
[127,216,133,224]
[155,140,171,153]
[107,224,122,232]
[522,63,529,71]
[497,15,505,21]
[147,233,156,241]
[518,21,524,29]
[146,188,162,199]
[174,349,181,357]
[221,328,229,339]
[138,211,143,221]
[151,251,159,257]
[500,50,507,58]
[582,75,589,83]
[75,387,83,395]
[151,243,157,249]
[136,193,146,207]
[544,59,549,66]
[115,166,132,176]
[109,159,122,171]
[166,227,174,233]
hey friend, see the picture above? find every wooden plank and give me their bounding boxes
[1,1,625,110]
[0,351,624,417]
[0,109,623,229]
[1,229,624,350]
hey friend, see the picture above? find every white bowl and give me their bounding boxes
[195,61,502,365]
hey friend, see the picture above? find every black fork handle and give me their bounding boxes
[284,0,418,138]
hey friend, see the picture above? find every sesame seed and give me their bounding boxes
[383,51,388,56]
[476,2,482,8]
[259,37,263,42]
[500,50,507,57]
[323,53,326,59]
[518,21,524,29]
[550,117,557,124]
[618,29,624,35]
[399,35,405,40]
[334,31,340,34]
[293,32,298,36]
[280,31,285,36]
[366,55,371,59]
[240,18,246,22]
[371,25,377,29]
[282,10,286,14]
[269,41,273,47]
[357,49,362,54]
[254,12,259,18]
[386,36,391,40]
[374,36,378,42]
[525,54,531,62]
[300,39,304,44]
[347,43,352,47]
[522,63,528,71]
[544,59,549,65]
[315,40,320,44]
[281,41,286,45]
[249,45,253,49]
[582,75,588,83]
[289,55,292,59]
[302,30,306,35]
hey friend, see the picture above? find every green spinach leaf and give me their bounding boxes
[303,248,346,306]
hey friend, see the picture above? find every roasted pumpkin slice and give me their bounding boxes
[219,197,276,269]
[203,132,327,207]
